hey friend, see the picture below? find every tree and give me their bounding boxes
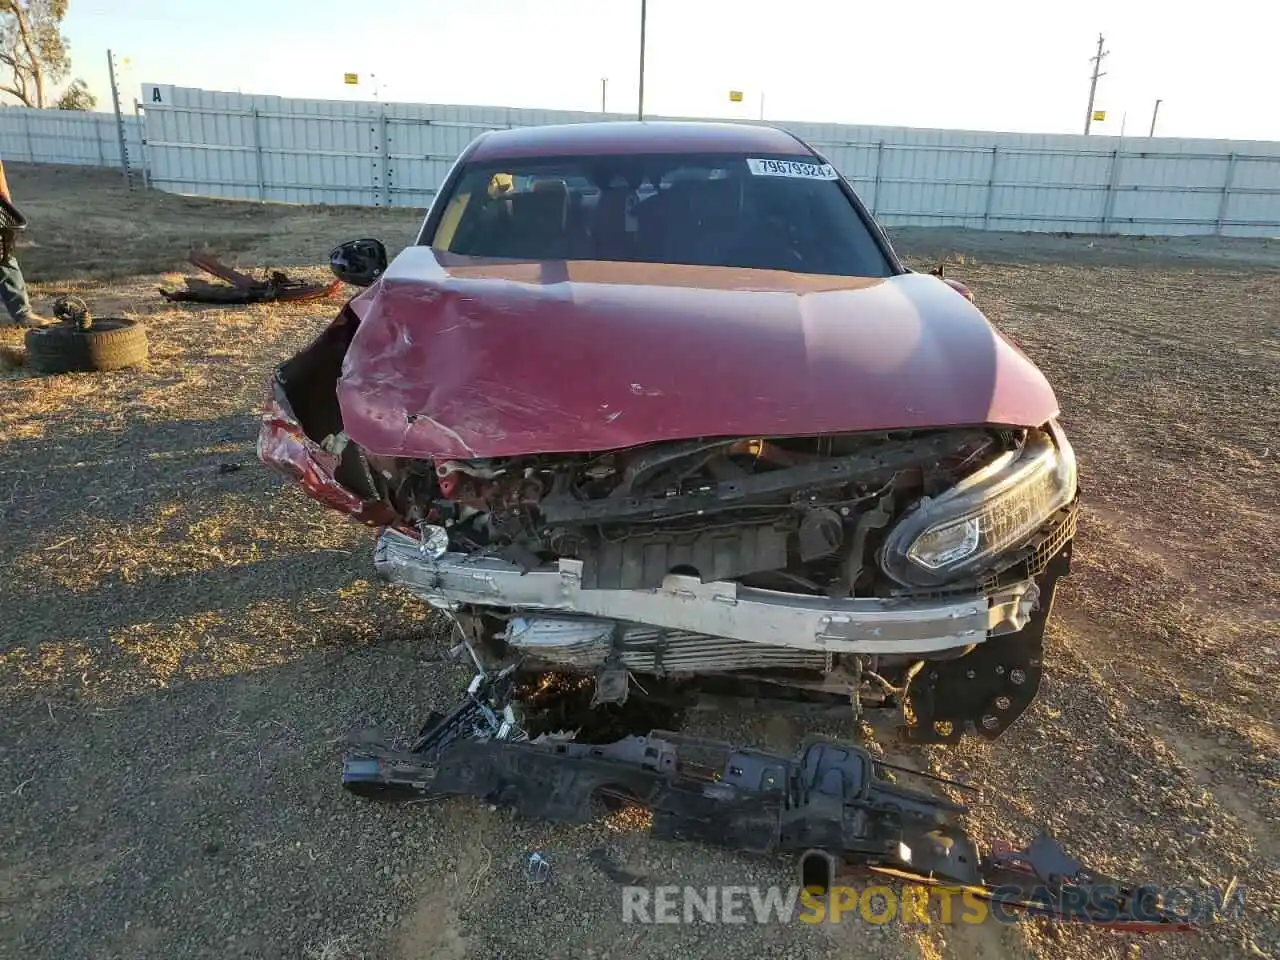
[55,75,93,110]
[0,0,71,108]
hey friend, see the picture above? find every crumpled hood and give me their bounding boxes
[337,248,1059,459]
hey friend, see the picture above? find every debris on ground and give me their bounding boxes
[158,249,342,304]
[526,852,552,884]
[342,664,1198,933]
[22,296,148,374]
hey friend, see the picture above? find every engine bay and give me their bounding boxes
[361,427,1023,598]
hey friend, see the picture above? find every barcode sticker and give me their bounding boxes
[746,158,839,180]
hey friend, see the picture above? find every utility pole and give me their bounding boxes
[1149,98,1162,137]
[601,77,608,113]
[759,91,765,120]
[1084,32,1108,135]
[106,49,133,190]
[637,0,647,120]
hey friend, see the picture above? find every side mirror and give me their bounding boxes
[330,238,387,287]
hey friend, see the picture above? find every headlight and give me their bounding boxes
[880,423,1077,587]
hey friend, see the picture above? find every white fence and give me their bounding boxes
[0,105,144,170]
[6,84,1280,237]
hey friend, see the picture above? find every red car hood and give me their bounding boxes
[337,248,1059,459]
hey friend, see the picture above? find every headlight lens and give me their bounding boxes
[880,423,1077,586]
[908,518,981,569]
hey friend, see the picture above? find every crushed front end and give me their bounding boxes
[259,307,1078,744]
[367,425,1077,743]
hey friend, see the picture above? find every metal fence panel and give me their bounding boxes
[0,105,143,168]
[5,86,1280,237]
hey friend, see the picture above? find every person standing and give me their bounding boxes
[0,158,49,327]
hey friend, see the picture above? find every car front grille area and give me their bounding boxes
[504,616,829,675]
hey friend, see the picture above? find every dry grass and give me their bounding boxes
[1,164,1278,960]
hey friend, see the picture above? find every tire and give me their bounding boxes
[24,318,148,374]
[23,325,88,374]
[82,318,149,371]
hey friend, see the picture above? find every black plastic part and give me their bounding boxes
[538,432,987,526]
[904,546,1068,744]
[0,194,29,231]
[800,850,835,894]
[798,507,844,562]
[329,238,388,287]
[339,666,1195,933]
[577,518,790,589]
[344,720,983,885]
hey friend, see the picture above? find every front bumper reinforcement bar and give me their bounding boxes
[374,529,1039,655]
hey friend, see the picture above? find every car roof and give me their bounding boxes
[466,121,814,162]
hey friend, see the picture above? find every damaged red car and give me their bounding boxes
[259,121,1078,744]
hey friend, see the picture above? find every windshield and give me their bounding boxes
[429,152,894,278]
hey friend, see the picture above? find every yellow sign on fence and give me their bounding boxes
[1092,110,1106,122]
[729,90,744,103]
[344,73,359,85]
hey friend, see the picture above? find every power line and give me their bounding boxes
[637,0,647,120]
[1083,33,1109,135]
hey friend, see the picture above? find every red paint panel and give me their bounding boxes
[257,382,396,526]
[335,248,1060,460]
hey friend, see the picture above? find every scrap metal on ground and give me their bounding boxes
[159,250,342,304]
[342,664,1196,933]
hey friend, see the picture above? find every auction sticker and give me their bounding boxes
[746,158,839,180]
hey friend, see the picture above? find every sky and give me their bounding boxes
[56,0,1280,141]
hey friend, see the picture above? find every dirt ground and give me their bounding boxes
[1,164,1277,960]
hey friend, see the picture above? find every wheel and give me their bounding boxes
[24,318,148,374]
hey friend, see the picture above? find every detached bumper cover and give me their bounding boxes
[342,668,1196,933]
[374,528,1039,656]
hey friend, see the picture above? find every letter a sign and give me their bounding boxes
[144,84,173,105]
